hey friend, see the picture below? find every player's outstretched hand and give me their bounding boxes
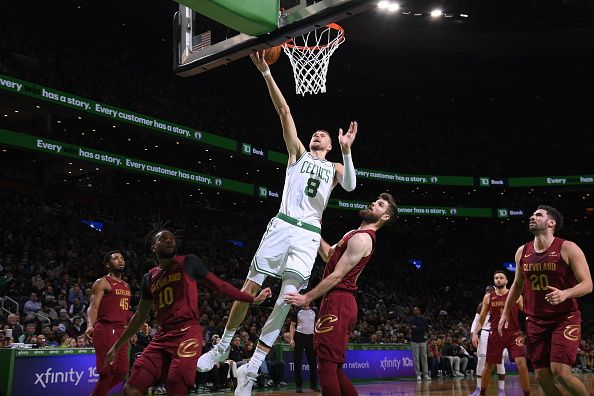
[250,51,270,74]
[105,344,119,368]
[338,121,358,152]
[253,287,272,305]
[283,292,308,307]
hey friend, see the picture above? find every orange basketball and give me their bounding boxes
[264,45,282,65]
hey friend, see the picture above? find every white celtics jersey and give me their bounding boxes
[279,152,336,227]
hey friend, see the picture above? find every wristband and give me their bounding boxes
[262,70,271,77]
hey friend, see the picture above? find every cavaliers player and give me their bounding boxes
[284,193,397,396]
[105,230,272,396]
[499,205,592,395]
[469,285,506,396]
[86,251,132,396]
[472,271,530,396]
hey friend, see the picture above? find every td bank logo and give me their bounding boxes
[498,208,509,218]
[258,186,268,197]
[242,143,252,155]
[480,177,490,187]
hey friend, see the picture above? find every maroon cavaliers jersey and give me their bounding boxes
[97,275,131,327]
[147,255,200,330]
[322,229,376,293]
[520,237,578,317]
[489,291,519,332]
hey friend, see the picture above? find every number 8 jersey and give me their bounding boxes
[520,237,578,317]
[280,152,336,227]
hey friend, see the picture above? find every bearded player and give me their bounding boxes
[472,271,530,396]
[284,193,397,395]
[499,205,592,395]
[87,251,132,396]
[105,230,271,396]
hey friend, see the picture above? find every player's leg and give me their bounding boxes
[248,274,306,371]
[127,341,166,396]
[199,220,289,372]
[304,334,319,390]
[314,293,357,396]
[236,274,306,396]
[167,325,203,396]
[317,359,341,395]
[534,368,563,396]
[549,311,588,395]
[496,361,506,394]
[294,332,305,391]
[514,357,531,395]
[473,331,488,395]
[420,341,430,380]
[91,323,128,396]
[336,364,357,396]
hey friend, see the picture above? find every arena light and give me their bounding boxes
[378,0,389,8]
[388,2,400,11]
[460,13,469,17]
[430,9,443,17]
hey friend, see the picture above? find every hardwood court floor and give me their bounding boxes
[233,374,594,396]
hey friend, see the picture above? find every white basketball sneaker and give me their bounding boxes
[196,344,230,372]
[235,364,257,396]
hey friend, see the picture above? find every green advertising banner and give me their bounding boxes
[0,129,254,195]
[328,199,493,218]
[356,168,474,186]
[3,73,592,188]
[508,175,594,187]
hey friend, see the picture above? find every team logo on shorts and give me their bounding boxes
[315,314,338,334]
[177,338,200,358]
[515,335,525,347]
[563,325,580,342]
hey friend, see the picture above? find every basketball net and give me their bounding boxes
[282,23,345,96]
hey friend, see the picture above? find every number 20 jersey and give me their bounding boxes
[279,152,336,228]
[520,237,578,317]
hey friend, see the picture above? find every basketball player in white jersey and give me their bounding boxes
[470,285,506,396]
[198,50,358,396]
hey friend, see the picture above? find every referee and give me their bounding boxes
[289,303,320,393]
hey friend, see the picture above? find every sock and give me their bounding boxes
[248,347,267,374]
[476,376,482,389]
[219,328,237,350]
[498,380,505,391]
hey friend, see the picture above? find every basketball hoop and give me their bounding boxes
[282,23,345,96]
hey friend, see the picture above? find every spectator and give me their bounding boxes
[23,292,42,316]
[408,306,432,381]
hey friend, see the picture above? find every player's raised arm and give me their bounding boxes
[251,51,305,165]
[333,121,358,191]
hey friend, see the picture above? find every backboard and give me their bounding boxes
[173,0,374,77]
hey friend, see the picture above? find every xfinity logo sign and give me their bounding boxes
[34,368,84,388]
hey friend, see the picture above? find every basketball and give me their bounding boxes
[264,45,282,65]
